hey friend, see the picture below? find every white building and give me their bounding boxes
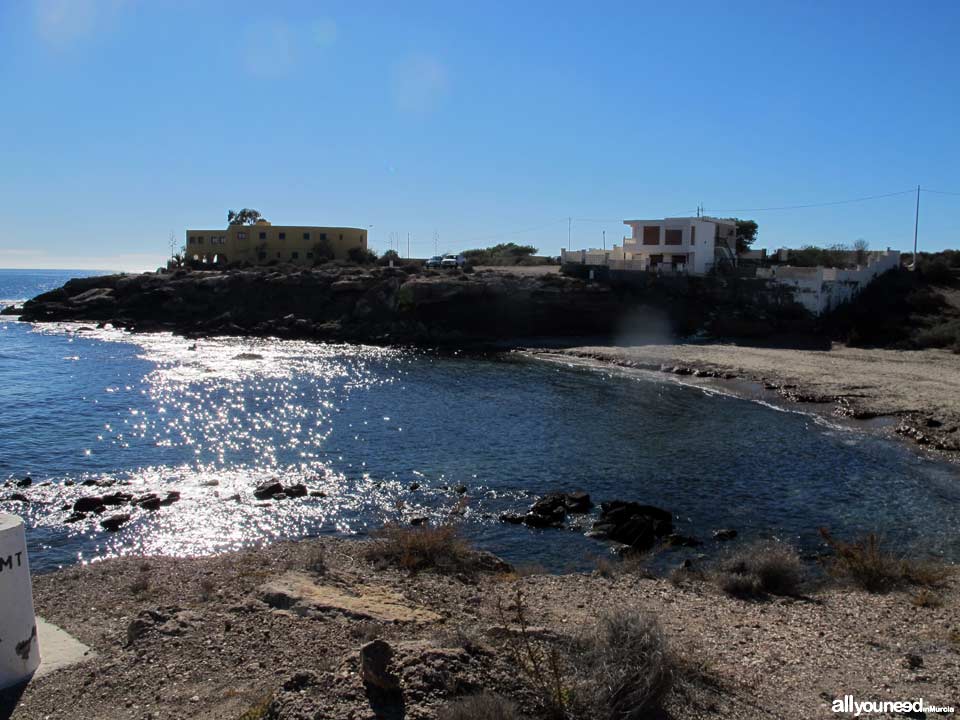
[561,216,738,275]
[757,250,901,315]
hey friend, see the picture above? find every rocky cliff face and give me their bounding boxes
[12,265,622,346]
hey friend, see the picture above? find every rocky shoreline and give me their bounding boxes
[536,344,960,462]
[8,533,958,720]
[3,265,620,348]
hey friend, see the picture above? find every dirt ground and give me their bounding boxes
[7,536,958,720]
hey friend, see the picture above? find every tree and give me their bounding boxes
[734,219,758,253]
[853,238,869,265]
[227,208,263,226]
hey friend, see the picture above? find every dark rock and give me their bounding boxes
[409,517,428,527]
[408,483,421,491]
[64,511,87,523]
[591,501,673,550]
[73,496,105,512]
[284,483,308,498]
[17,476,32,488]
[64,480,75,486]
[902,653,923,669]
[101,491,133,506]
[308,491,326,498]
[360,639,400,691]
[282,671,318,691]
[713,528,738,541]
[665,533,702,548]
[453,484,468,494]
[135,494,162,511]
[81,479,99,486]
[159,490,181,506]
[522,509,565,528]
[272,493,288,501]
[101,513,131,532]
[253,480,283,500]
[563,491,593,513]
[499,513,525,525]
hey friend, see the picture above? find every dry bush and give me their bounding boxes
[714,540,805,599]
[496,589,570,718]
[198,577,216,601]
[910,588,943,608]
[819,528,953,593]
[569,609,673,720]
[129,572,150,595]
[437,693,521,720]
[365,523,474,574]
[304,545,328,575]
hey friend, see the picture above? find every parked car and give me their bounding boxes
[441,254,466,268]
[425,255,444,268]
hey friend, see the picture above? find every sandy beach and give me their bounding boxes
[537,343,960,458]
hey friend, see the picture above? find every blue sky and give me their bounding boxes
[1,1,958,271]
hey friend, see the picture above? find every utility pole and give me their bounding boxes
[602,230,606,250]
[912,184,920,268]
[568,217,572,250]
[407,232,411,259]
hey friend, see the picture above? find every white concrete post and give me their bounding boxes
[0,514,40,689]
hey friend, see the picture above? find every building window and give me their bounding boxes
[649,254,663,265]
[276,252,281,258]
[303,232,310,241]
[642,226,660,245]
[188,237,196,244]
[691,226,696,245]
[237,232,247,240]
[665,229,682,246]
[259,231,266,240]
[279,232,286,240]
[306,252,314,259]
[291,251,299,259]
[339,233,343,241]
[197,236,204,244]
[319,233,327,241]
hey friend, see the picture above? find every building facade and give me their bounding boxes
[184,220,367,266]
[561,216,738,275]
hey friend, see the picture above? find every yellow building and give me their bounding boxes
[184,220,368,266]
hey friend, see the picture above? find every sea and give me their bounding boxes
[2,268,959,573]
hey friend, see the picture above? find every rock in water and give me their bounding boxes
[101,513,131,532]
[73,496,105,512]
[360,639,400,691]
[284,483,308,498]
[713,528,738,541]
[591,501,673,550]
[253,480,283,500]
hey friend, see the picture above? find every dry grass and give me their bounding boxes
[437,693,521,720]
[304,545,328,575]
[364,523,474,574]
[569,609,673,720]
[236,695,273,720]
[714,540,805,599]
[819,528,953,593]
[910,588,944,608]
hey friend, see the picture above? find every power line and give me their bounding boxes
[923,188,960,196]
[713,189,916,213]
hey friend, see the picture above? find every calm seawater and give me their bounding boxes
[2,269,959,573]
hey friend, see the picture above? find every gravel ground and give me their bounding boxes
[5,536,957,719]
